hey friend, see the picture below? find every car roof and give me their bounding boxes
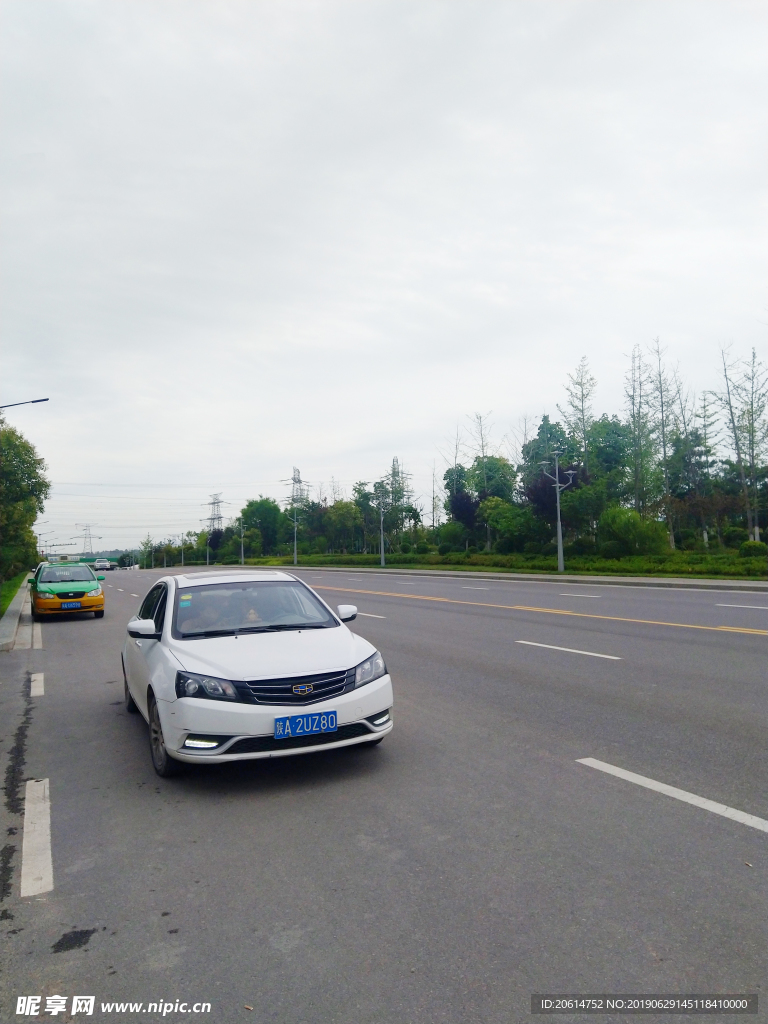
[171,570,296,588]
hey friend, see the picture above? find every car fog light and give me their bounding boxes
[184,736,221,749]
[368,710,391,726]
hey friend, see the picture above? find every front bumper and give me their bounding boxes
[33,595,105,615]
[159,673,393,763]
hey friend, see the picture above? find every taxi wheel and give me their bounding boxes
[148,695,182,777]
[94,610,104,618]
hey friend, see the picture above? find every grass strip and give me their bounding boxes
[0,573,28,619]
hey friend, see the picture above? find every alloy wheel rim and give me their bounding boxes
[150,706,165,766]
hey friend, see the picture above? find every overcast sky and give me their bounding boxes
[1,0,766,550]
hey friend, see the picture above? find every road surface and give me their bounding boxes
[1,568,766,1023]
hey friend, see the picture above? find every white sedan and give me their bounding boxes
[122,570,393,776]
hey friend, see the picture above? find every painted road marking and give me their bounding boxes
[560,593,599,598]
[516,641,621,660]
[578,758,768,834]
[30,673,44,696]
[107,584,113,587]
[117,588,124,592]
[358,612,386,619]
[20,779,54,897]
[716,603,768,610]
[130,594,139,597]
[311,586,768,636]
[462,586,489,590]
[32,622,42,649]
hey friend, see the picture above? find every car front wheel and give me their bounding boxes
[148,695,182,777]
[94,610,104,619]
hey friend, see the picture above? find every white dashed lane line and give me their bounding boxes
[560,593,599,598]
[516,640,621,660]
[20,779,53,897]
[30,673,44,696]
[358,612,386,619]
[578,758,768,834]
[462,587,489,590]
[117,588,124,592]
[130,594,139,598]
[716,603,768,610]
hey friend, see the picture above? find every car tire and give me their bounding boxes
[94,610,105,619]
[124,679,139,714]
[148,695,182,777]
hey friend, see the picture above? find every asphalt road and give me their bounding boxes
[1,568,767,1024]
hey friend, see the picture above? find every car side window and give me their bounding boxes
[153,588,168,633]
[139,585,163,621]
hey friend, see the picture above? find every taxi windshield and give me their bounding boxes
[173,581,337,638]
[39,566,96,583]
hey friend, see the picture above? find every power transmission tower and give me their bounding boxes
[286,468,308,566]
[73,523,102,558]
[206,493,224,535]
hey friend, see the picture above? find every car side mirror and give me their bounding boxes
[127,617,161,640]
[97,575,105,580]
[337,604,357,622]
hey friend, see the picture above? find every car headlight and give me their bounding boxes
[175,671,240,701]
[38,591,56,600]
[354,651,387,688]
[88,586,102,596]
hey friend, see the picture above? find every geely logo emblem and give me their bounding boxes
[293,683,313,695]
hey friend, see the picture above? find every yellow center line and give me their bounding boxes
[313,585,768,636]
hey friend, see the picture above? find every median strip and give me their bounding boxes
[577,758,768,834]
[311,585,768,636]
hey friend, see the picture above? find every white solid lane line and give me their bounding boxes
[30,673,44,697]
[516,640,621,660]
[358,612,386,619]
[578,757,768,834]
[559,593,599,598]
[20,779,54,897]
[716,603,768,610]
[462,587,489,590]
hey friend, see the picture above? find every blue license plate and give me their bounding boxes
[274,711,337,739]
[61,601,81,609]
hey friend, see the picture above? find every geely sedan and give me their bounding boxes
[122,570,393,776]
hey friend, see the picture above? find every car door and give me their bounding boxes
[125,584,164,719]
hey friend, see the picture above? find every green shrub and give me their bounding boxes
[400,541,411,554]
[416,542,429,554]
[724,527,749,548]
[598,507,667,556]
[566,537,596,556]
[523,541,541,554]
[438,542,451,555]
[739,540,767,558]
[598,541,623,559]
[541,542,557,556]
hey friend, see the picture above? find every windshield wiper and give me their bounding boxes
[266,622,330,631]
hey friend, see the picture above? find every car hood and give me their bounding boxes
[167,625,377,681]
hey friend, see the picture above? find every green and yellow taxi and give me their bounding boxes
[30,562,106,620]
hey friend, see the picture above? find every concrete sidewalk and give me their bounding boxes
[0,574,32,651]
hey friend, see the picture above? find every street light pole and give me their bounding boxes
[380,503,386,567]
[0,398,49,409]
[540,452,575,574]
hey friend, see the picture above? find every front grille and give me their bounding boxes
[226,723,370,755]
[58,591,87,599]
[245,668,355,706]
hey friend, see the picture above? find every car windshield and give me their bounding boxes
[39,566,96,583]
[172,581,337,638]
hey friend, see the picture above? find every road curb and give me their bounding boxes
[284,565,768,592]
[0,574,32,651]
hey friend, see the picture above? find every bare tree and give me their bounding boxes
[437,424,465,496]
[468,411,494,548]
[624,345,655,516]
[557,356,597,473]
[648,338,676,549]
[737,348,767,541]
[713,347,753,538]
